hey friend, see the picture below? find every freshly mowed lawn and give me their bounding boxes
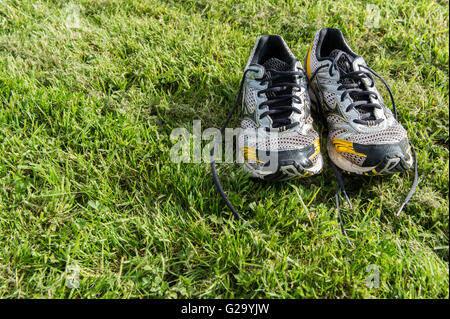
[0,0,448,298]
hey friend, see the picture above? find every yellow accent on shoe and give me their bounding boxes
[306,42,314,78]
[331,139,367,158]
[241,147,264,163]
[309,139,321,160]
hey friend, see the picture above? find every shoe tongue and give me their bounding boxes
[262,57,292,72]
[261,58,295,127]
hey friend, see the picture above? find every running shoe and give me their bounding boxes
[237,35,323,181]
[305,28,414,176]
[304,28,417,217]
[211,35,323,222]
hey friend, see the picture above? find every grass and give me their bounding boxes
[0,0,448,298]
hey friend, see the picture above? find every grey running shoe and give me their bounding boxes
[305,28,413,176]
[210,35,324,223]
[238,35,323,181]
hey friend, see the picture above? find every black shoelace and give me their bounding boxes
[257,68,304,128]
[210,66,306,225]
[308,57,419,246]
[330,51,384,125]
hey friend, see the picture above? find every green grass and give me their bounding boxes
[0,0,448,298]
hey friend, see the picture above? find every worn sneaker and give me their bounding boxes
[237,35,323,181]
[211,35,323,223]
[304,28,417,218]
[305,28,413,176]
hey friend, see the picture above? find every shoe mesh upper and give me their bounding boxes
[240,130,318,151]
[341,152,366,166]
[241,118,257,129]
[327,114,407,145]
[244,86,257,113]
[323,92,337,108]
[263,57,291,71]
[349,123,407,144]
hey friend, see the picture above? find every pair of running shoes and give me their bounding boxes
[211,28,418,227]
